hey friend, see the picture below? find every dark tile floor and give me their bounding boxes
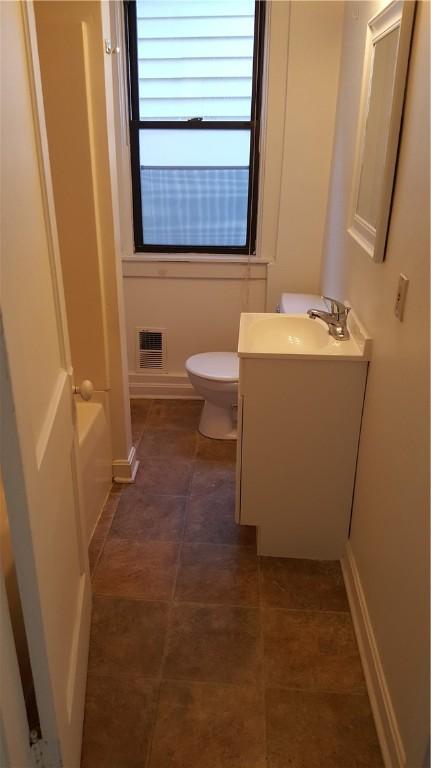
[82,399,383,768]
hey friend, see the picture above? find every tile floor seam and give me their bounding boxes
[137,450,198,463]
[144,680,163,768]
[181,541,258,551]
[157,675,267,690]
[133,490,195,499]
[110,487,189,545]
[91,590,176,603]
[133,398,154,453]
[262,605,352,616]
[185,456,200,497]
[170,430,200,537]
[91,594,172,607]
[86,671,161,684]
[90,488,123,577]
[142,586,177,767]
[143,471,182,768]
[263,683,371,697]
[145,467,191,768]
[170,598,261,610]
[142,398,155,429]
[182,540,256,549]
[107,537,185,545]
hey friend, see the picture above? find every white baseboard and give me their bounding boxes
[129,372,201,399]
[112,445,139,484]
[342,543,406,768]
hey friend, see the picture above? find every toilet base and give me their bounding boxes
[199,401,237,440]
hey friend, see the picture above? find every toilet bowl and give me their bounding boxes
[185,295,324,441]
[185,352,239,440]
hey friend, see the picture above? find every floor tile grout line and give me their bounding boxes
[142,398,155,429]
[258,683,370,697]
[132,397,154,454]
[91,594,172,607]
[83,670,368,699]
[106,531,257,549]
[260,605,353,616]
[155,674,265,689]
[143,464,182,765]
[145,428,197,768]
[86,671,161,684]
[104,526,258,548]
[87,594,351,615]
[143,678,162,768]
[184,424,201,496]
[91,593,262,609]
[181,538,256,548]
[90,396,153,579]
[147,674,368,698]
[90,490,123,577]
[142,590,178,768]
[144,429,199,768]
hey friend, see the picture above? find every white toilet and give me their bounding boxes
[185,352,239,440]
[185,294,325,440]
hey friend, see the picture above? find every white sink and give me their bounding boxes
[238,312,371,360]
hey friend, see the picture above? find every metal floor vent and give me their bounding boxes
[136,328,166,371]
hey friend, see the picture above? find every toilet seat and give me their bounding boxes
[186,352,239,382]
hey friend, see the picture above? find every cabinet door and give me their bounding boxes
[238,358,367,559]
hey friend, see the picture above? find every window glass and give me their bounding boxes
[140,129,250,246]
[127,0,264,252]
[136,0,255,121]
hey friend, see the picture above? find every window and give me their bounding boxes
[125,0,265,254]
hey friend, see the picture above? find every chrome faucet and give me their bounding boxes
[307,296,351,341]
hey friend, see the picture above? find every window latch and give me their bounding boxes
[187,117,203,122]
[105,39,120,55]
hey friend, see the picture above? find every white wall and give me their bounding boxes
[124,260,267,396]
[321,2,430,765]
[264,0,344,306]
[119,1,345,396]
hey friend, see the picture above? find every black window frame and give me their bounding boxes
[124,0,266,255]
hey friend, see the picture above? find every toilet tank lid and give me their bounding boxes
[186,352,239,382]
[280,293,327,314]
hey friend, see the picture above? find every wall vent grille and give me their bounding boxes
[136,328,166,371]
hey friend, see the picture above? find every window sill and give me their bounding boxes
[122,253,271,265]
[121,254,269,280]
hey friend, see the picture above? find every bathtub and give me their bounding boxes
[75,398,112,543]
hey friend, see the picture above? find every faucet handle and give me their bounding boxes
[321,296,349,318]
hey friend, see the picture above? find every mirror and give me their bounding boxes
[349,0,416,262]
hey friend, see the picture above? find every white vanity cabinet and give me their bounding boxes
[235,314,370,560]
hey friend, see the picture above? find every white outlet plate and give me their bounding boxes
[394,273,409,321]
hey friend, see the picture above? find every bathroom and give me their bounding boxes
[1,1,429,767]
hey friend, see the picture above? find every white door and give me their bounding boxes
[1,3,91,766]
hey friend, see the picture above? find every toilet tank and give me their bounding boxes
[278,293,327,314]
